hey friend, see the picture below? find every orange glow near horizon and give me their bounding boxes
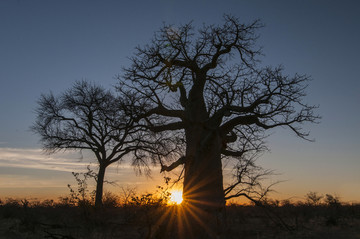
[169,190,183,205]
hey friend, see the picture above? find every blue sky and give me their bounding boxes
[0,0,359,201]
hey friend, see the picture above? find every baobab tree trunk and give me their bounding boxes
[95,164,106,208]
[182,126,226,238]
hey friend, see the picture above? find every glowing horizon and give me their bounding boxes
[1,146,360,204]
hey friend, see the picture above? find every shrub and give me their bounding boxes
[102,191,120,208]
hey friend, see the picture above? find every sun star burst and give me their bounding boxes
[169,190,183,205]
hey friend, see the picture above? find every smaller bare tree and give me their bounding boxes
[32,80,142,207]
[324,193,340,206]
[306,191,323,206]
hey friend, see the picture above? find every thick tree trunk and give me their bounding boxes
[95,164,106,208]
[181,126,226,238]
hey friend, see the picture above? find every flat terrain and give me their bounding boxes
[1,198,359,239]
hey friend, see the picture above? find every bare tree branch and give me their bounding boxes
[160,156,186,173]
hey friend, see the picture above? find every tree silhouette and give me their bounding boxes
[119,15,319,237]
[32,80,142,207]
[306,191,324,206]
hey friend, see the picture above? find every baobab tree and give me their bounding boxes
[119,15,319,237]
[32,80,144,207]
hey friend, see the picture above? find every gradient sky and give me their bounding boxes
[1,0,359,202]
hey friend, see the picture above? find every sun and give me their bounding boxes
[169,190,183,205]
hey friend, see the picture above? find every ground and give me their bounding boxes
[0,198,360,239]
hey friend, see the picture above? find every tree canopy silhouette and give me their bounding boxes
[118,15,319,237]
[32,80,145,207]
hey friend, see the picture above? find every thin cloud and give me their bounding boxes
[0,147,143,173]
[0,147,173,197]
[0,147,90,173]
